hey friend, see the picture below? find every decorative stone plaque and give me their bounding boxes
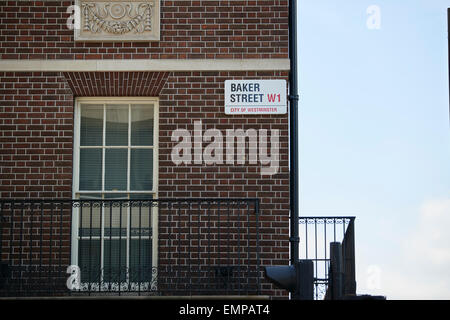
[74,0,160,42]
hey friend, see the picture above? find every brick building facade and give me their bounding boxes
[0,1,290,297]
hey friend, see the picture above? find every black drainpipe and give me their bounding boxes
[264,0,307,300]
[289,0,300,265]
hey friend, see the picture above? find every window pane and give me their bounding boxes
[78,194,103,237]
[78,239,101,283]
[78,202,102,237]
[129,239,152,282]
[103,240,127,283]
[129,193,153,200]
[130,149,153,191]
[80,104,103,146]
[105,149,127,191]
[130,199,151,237]
[80,149,102,191]
[106,104,128,146]
[78,193,103,200]
[131,104,154,146]
[104,196,128,237]
[104,193,128,199]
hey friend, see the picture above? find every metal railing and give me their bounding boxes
[0,198,261,297]
[298,216,355,300]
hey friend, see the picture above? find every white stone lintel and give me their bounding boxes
[0,59,290,72]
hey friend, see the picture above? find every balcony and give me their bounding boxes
[0,199,261,297]
[299,216,356,300]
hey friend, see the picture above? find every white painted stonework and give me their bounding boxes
[75,0,160,42]
[0,59,291,72]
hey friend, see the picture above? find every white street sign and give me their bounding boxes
[225,79,287,115]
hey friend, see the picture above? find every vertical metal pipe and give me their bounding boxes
[324,218,327,293]
[88,201,93,292]
[197,201,200,293]
[167,201,172,290]
[49,202,54,290]
[289,0,300,265]
[79,201,83,288]
[128,201,133,292]
[29,203,34,284]
[109,202,112,289]
[207,201,211,292]
[118,201,122,295]
[314,219,317,293]
[342,219,346,287]
[9,202,13,275]
[149,200,155,291]
[177,202,181,292]
[217,200,221,286]
[138,200,142,294]
[255,199,260,295]
[246,200,250,294]
[0,202,3,270]
[98,200,103,292]
[39,202,43,286]
[69,201,74,296]
[226,201,231,295]
[188,201,192,294]
[304,219,308,259]
[59,203,63,291]
[8,202,13,296]
[237,201,241,294]
[19,201,24,292]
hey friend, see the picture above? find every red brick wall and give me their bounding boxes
[0,70,290,296]
[63,72,171,96]
[0,72,73,198]
[0,0,290,298]
[159,70,289,200]
[0,0,289,60]
[158,70,290,296]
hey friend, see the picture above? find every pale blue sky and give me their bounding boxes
[298,0,450,299]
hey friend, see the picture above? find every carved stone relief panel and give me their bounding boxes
[74,0,160,42]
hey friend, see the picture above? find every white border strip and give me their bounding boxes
[0,59,290,72]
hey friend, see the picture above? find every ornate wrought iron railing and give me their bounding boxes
[0,198,260,297]
[298,216,356,300]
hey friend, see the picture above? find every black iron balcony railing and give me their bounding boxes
[298,216,356,300]
[0,198,261,297]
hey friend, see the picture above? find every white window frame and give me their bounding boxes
[71,97,159,292]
